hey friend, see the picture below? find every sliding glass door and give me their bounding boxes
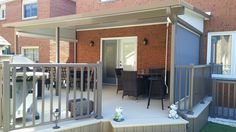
[102,40,118,84]
[102,37,137,84]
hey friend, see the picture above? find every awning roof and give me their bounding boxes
[3,0,210,42]
[0,36,11,46]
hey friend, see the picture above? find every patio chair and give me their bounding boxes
[115,68,123,94]
[121,71,143,99]
[147,73,166,110]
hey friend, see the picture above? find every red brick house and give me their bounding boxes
[0,0,76,63]
[2,0,236,132]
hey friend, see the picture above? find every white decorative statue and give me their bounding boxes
[113,107,124,122]
[168,104,179,119]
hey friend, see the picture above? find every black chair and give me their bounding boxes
[115,68,123,94]
[147,73,166,110]
[121,71,143,99]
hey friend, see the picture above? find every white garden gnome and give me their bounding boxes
[168,104,179,119]
[113,107,124,122]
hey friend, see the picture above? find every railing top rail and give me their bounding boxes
[8,63,100,67]
[175,64,211,69]
[193,65,211,69]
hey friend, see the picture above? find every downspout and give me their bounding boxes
[164,18,170,94]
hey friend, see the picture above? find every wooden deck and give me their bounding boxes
[11,85,188,132]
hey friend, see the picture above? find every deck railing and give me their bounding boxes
[211,79,236,119]
[175,64,213,114]
[2,61,102,132]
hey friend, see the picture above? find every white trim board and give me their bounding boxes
[178,9,204,33]
[77,22,167,32]
[207,31,236,75]
[100,36,138,71]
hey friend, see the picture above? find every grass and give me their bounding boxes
[201,122,236,132]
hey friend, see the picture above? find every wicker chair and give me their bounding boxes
[147,69,166,110]
[121,71,143,99]
[115,68,123,94]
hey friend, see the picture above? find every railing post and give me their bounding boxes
[188,64,194,115]
[3,61,10,132]
[0,64,3,127]
[96,61,103,119]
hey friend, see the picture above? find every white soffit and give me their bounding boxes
[16,28,76,42]
[178,8,205,33]
[0,36,11,46]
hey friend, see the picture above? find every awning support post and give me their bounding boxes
[169,15,177,105]
[14,30,19,55]
[56,27,60,63]
[74,42,77,63]
[55,27,60,96]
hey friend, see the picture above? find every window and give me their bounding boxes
[22,0,37,19]
[22,47,39,62]
[207,32,236,75]
[0,4,6,20]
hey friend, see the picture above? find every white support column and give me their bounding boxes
[169,15,177,105]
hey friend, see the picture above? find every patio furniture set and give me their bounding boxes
[115,68,167,110]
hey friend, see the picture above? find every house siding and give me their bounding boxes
[77,24,171,71]
[0,0,76,63]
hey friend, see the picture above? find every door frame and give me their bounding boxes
[100,36,138,69]
[100,36,138,84]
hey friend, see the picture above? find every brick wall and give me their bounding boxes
[76,0,166,14]
[77,25,171,71]
[18,37,50,63]
[0,0,76,63]
[50,40,75,63]
[50,0,76,17]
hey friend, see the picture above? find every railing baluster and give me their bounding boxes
[212,79,216,117]
[93,67,97,116]
[87,67,90,116]
[234,82,236,119]
[73,67,77,119]
[216,82,219,116]
[22,67,26,127]
[222,83,225,117]
[184,67,188,111]
[41,67,45,123]
[80,67,84,117]
[227,83,230,118]
[32,68,36,126]
[66,67,69,119]
[50,67,54,122]
[178,67,182,109]
[12,67,16,128]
